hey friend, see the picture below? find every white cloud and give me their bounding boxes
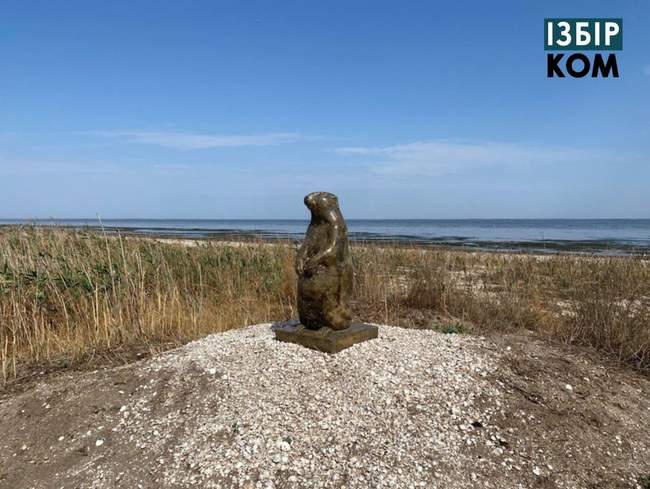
[88,130,303,150]
[334,140,614,176]
[0,159,122,176]
[153,163,191,171]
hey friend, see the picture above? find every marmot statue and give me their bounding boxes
[296,192,353,331]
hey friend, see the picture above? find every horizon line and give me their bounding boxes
[1,217,649,222]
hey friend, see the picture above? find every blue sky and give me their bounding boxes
[1,1,648,219]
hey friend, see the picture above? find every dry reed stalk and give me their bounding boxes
[0,226,648,383]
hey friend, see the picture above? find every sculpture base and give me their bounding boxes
[273,320,378,353]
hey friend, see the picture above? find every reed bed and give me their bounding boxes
[1,226,649,383]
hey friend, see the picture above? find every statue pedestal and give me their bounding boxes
[273,320,378,353]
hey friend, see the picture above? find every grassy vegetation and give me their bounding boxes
[1,226,649,383]
[0,227,295,382]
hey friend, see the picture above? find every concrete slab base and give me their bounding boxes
[273,320,378,353]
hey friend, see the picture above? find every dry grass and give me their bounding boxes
[0,227,296,382]
[1,226,649,383]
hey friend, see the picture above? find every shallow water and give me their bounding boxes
[1,218,649,255]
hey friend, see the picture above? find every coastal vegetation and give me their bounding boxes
[1,226,649,383]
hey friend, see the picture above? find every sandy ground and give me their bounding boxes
[0,324,648,489]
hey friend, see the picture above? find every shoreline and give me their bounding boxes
[2,223,649,257]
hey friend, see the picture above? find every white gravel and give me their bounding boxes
[99,323,510,488]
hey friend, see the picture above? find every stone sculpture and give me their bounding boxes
[273,192,378,353]
[295,192,353,330]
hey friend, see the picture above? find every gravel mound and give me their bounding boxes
[1,323,649,489]
[120,324,503,489]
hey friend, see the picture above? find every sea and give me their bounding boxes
[1,218,649,256]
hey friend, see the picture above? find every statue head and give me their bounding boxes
[303,192,340,222]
